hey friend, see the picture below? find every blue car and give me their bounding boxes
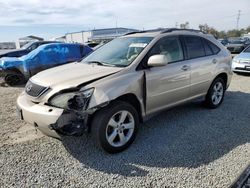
[0,43,92,85]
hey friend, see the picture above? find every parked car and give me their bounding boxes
[232,45,250,73]
[226,37,250,53]
[0,43,92,85]
[218,38,229,46]
[17,28,232,153]
[0,41,61,58]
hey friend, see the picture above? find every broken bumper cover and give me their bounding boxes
[17,93,85,139]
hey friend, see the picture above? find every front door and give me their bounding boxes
[145,36,191,114]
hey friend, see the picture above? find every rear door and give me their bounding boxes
[145,36,191,114]
[183,35,220,97]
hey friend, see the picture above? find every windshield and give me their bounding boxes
[244,46,250,53]
[21,42,34,49]
[82,37,153,67]
[19,46,41,60]
[228,38,245,44]
[229,40,243,44]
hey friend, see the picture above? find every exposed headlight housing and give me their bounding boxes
[48,88,94,111]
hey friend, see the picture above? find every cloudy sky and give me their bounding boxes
[0,0,249,42]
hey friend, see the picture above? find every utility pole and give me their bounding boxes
[175,22,178,28]
[236,10,241,30]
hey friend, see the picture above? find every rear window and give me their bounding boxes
[185,36,205,59]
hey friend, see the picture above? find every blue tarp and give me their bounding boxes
[0,43,92,79]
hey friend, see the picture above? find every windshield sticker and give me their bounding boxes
[129,43,147,48]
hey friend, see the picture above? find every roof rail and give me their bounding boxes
[160,28,206,34]
[124,28,166,36]
[124,28,206,36]
[124,31,144,35]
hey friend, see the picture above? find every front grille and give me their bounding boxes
[242,61,250,65]
[235,67,250,71]
[25,80,49,97]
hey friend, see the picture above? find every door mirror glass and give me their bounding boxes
[148,54,169,67]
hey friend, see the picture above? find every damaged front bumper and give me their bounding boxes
[0,67,5,77]
[17,93,90,139]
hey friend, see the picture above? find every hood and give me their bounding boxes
[31,62,122,88]
[226,43,244,47]
[233,52,250,62]
[0,57,23,69]
[0,49,27,57]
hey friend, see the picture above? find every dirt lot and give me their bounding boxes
[0,74,249,188]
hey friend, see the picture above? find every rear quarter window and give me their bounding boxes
[207,40,220,54]
[202,39,214,56]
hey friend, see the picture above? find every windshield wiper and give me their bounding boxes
[86,61,116,67]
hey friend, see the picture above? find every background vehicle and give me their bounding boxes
[232,45,250,73]
[0,43,92,85]
[0,41,61,58]
[226,37,250,53]
[218,38,229,46]
[17,29,232,153]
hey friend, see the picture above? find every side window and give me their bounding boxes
[185,36,205,59]
[147,36,184,63]
[28,43,38,51]
[202,39,213,56]
[207,41,220,54]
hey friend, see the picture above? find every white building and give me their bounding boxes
[243,33,250,39]
[65,27,138,44]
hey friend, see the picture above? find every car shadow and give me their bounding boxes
[61,91,250,177]
[234,72,250,77]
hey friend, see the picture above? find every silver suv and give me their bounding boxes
[17,29,232,153]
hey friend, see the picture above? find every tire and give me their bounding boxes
[91,101,139,153]
[204,77,225,109]
[4,73,25,86]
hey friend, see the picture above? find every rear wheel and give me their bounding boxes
[91,101,139,153]
[205,77,225,109]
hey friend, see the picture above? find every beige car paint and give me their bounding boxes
[17,30,233,138]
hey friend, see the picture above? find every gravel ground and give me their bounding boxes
[0,74,250,188]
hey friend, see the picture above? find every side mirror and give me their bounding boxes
[148,54,169,67]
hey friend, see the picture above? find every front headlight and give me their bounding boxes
[48,88,94,110]
[232,59,240,64]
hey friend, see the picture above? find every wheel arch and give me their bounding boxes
[4,67,24,75]
[87,93,143,133]
[214,72,228,87]
[115,93,143,123]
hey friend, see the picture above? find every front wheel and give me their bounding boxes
[4,73,25,86]
[204,77,225,109]
[91,101,139,153]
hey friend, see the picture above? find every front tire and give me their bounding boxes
[205,77,225,109]
[91,101,139,153]
[4,73,25,86]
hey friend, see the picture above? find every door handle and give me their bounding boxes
[181,65,190,71]
[212,59,217,64]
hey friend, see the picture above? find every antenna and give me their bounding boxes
[236,10,241,30]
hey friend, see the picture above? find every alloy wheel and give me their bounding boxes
[105,110,135,147]
[211,82,224,105]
